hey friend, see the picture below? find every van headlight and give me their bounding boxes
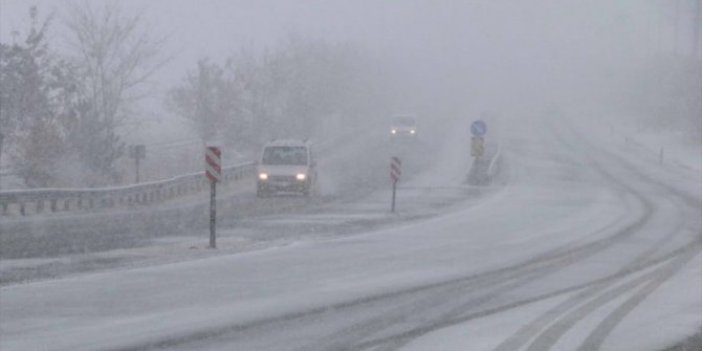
[259,173,268,180]
[410,129,416,134]
[296,173,306,181]
[391,129,397,134]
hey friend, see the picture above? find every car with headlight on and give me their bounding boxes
[256,139,317,197]
[390,116,417,137]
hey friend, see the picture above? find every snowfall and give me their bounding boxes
[1,113,700,351]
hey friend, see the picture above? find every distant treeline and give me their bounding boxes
[0,4,395,189]
[166,37,391,156]
[1,4,165,188]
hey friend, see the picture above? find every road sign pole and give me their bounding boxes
[390,156,401,213]
[391,180,397,212]
[209,181,217,249]
[471,136,485,158]
[205,146,222,249]
[135,156,140,183]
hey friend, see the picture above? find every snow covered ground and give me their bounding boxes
[0,113,700,351]
[602,115,701,175]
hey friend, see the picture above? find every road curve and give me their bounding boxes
[0,115,699,351]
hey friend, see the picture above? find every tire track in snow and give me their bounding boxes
[575,243,701,351]
[127,193,656,351]
[110,117,700,351]
[295,254,594,351]
[351,118,700,351]
[345,246,697,351]
[359,119,668,350]
[122,121,643,350]
[110,216,660,351]
[491,118,701,351]
[524,243,700,351]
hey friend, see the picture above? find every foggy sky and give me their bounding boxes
[0,0,686,134]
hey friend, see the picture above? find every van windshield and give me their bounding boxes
[262,146,308,165]
[393,117,415,126]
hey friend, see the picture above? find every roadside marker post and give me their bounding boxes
[205,146,222,249]
[390,156,401,212]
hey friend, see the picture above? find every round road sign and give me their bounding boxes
[471,120,487,137]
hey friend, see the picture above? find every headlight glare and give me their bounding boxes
[259,173,268,180]
[296,173,306,181]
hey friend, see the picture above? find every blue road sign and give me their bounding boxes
[471,120,487,136]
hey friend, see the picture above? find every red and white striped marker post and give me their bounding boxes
[205,147,221,248]
[390,156,401,212]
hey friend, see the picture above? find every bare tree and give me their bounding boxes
[167,37,394,158]
[0,6,75,188]
[64,1,167,182]
[167,59,234,143]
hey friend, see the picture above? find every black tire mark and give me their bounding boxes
[492,119,697,351]
[519,118,701,351]
[346,245,696,351]
[526,244,700,351]
[112,118,700,351]
[576,243,702,351]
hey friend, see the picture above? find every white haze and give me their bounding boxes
[1,0,688,131]
[1,2,701,350]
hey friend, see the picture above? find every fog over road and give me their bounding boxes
[0,117,440,265]
[1,1,700,350]
[1,114,699,351]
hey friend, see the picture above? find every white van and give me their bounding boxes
[256,139,317,197]
[390,116,417,137]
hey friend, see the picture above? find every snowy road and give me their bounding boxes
[1,115,700,351]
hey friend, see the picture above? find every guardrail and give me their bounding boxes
[0,121,387,218]
[0,162,255,217]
